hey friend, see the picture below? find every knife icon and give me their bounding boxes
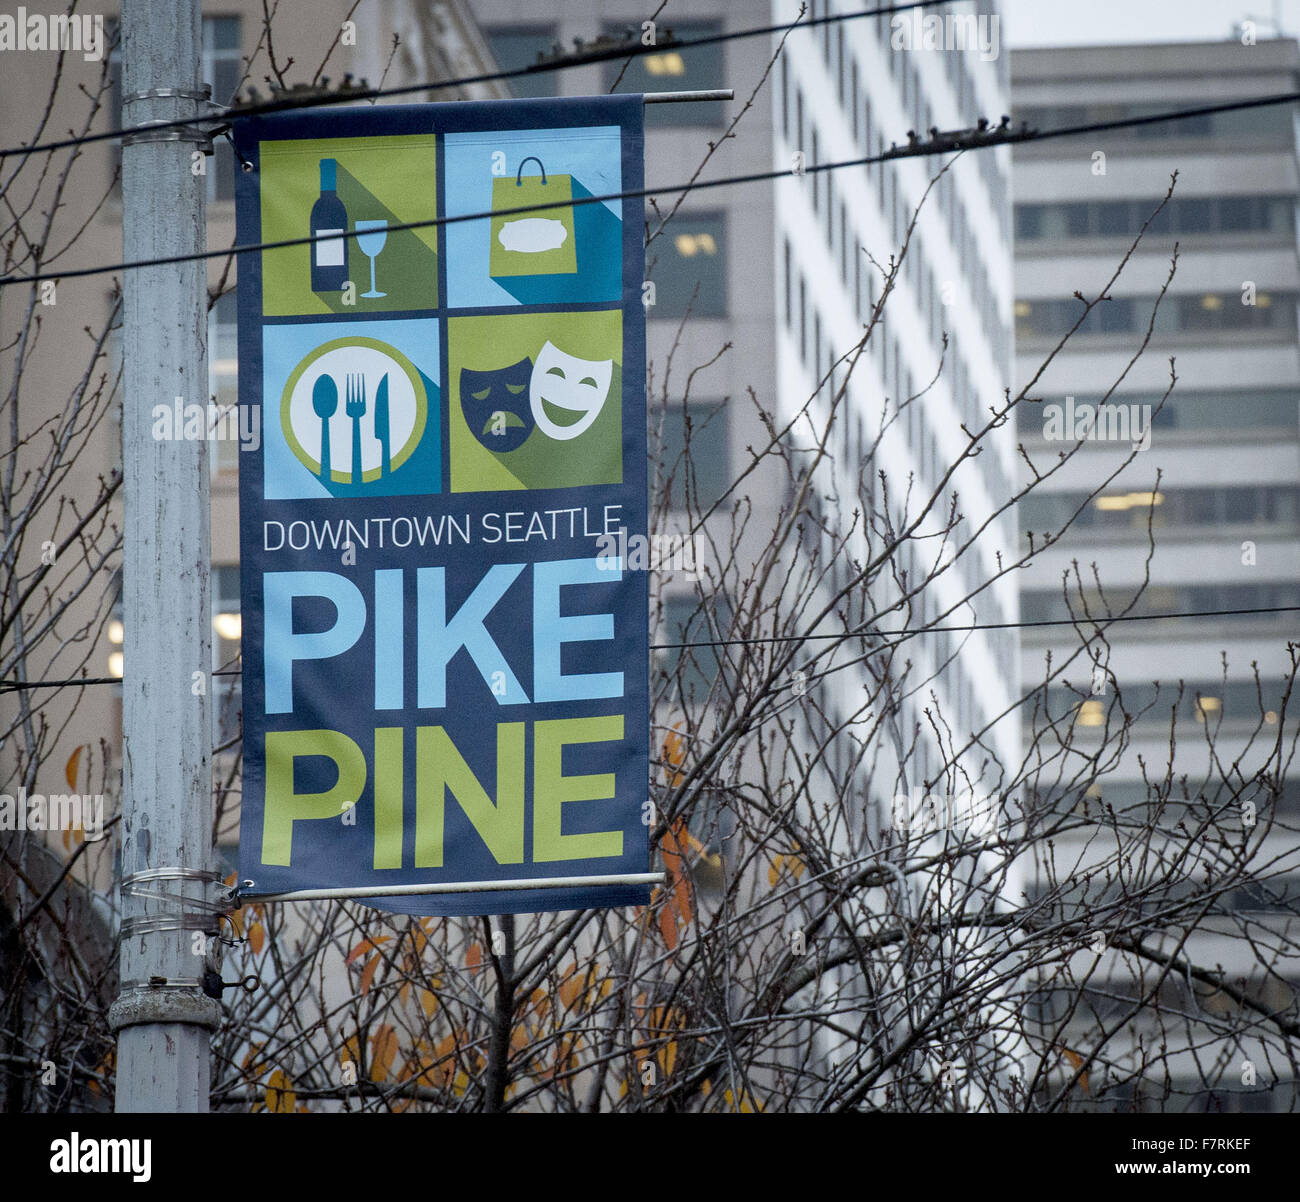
[374,373,390,478]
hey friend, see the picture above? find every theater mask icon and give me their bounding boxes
[460,358,535,452]
[529,341,613,442]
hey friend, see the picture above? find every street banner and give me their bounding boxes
[232,97,649,915]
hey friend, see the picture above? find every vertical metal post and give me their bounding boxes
[107,0,220,1111]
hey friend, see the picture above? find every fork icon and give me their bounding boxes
[346,374,366,484]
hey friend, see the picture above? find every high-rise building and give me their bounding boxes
[474,0,1018,810]
[1011,38,1300,1111]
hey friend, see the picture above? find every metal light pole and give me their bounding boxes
[107,0,220,1111]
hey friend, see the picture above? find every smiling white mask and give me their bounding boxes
[529,341,614,441]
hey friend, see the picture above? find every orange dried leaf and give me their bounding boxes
[662,723,687,785]
[656,1034,677,1078]
[558,962,582,1010]
[65,745,83,791]
[345,934,389,965]
[658,902,679,951]
[345,940,371,965]
[1061,1048,1090,1094]
[241,1041,269,1079]
[264,1068,295,1113]
[359,953,382,996]
[370,1025,399,1082]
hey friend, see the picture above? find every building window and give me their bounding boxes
[653,214,727,317]
[799,275,807,360]
[840,201,849,284]
[779,56,789,141]
[654,400,730,510]
[1018,484,1300,532]
[1022,583,1300,630]
[658,593,731,703]
[212,564,242,740]
[209,290,238,475]
[783,238,792,327]
[850,61,860,142]
[1016,196,1296,242]
[1016,292,1299,339]
[603,20,725,127]
[811,129,820,213]
[202,17,240,202]
[1014,101,1292,144]
[483,24,558,97]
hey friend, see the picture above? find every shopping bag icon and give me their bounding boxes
[490,157,578,278]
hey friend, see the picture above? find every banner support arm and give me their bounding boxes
[233,872,669,906]
[642,90,734,104]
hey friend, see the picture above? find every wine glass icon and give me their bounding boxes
[355,219,388,298]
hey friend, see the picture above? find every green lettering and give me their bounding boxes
[414,724,525,867]
[263,729,366,866]
[373,727,403,869]
[533,715,623,863]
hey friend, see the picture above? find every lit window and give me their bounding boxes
[1077,699,1105,726]
[213,565,243,740]
[644,51,686,76]
[602,20,725,127]
[213,612,242,642]
[1095,491,1164,512]
[673,232,717,257]
[652,214,727,317]
[1201,293,1224,311]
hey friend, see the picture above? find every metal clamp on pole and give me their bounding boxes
[118,866,229,939]
[120,84,219,149]
[110,866,229,1031]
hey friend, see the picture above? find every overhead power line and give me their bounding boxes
[0,0,953,161]
[5,606,1298,692]
[9,88,1300,290]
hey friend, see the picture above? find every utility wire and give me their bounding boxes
[0,0,953,161]
[7,89,1300,290]
[5,605,1298,691]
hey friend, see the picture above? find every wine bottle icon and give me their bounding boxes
[310,158,348,292]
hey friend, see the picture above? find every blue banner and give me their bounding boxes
[233,97,649,915]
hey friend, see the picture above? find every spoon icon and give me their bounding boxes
[312,374,338,482]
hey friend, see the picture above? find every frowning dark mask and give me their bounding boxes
[460,357,535,452]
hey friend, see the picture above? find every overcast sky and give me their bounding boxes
[1002,0,1300,47]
